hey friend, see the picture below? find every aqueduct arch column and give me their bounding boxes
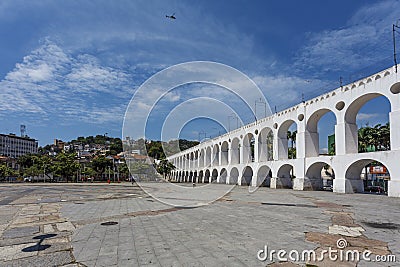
[389,82,400,150]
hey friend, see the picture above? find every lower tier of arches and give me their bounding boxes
[170,151,400,197]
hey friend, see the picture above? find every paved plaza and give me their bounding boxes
[0,183,399,266]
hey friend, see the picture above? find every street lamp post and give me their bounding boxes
[198,131,207,142]
[228,114,239,131]
[393,21,400,73]
[113,157,116,183]
[255,98,267,122]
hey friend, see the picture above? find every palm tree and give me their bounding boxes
[358,126,373,152]
[371,124,382,150]
[287,130,297,159]
[266,131,274,161]
[358,123,390,152]
[379,123,390,150]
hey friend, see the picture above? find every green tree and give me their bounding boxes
[287,130,297,159]
[128,161,150,175]
[266,131,274,161]
[147,141,165,159]
[378,123,390,150]
[118,162,130,180]
[54,153,80,182]
[0,164,17,179]
[91,156,112,180]
[17,154,35,169]
[109,138,123,155]
[358,122,390,153]
[82,166,96,179]
[156,159,175,179]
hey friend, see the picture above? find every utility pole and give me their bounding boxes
[199,131,208,142]
[393,21,400,73]
[228,113,239,130]
[255,98,267,122]
[113,157,116,183]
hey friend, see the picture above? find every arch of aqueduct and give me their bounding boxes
[167,66,400,197]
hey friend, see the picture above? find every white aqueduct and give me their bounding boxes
[167,66,400,197]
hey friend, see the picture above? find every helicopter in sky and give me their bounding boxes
[166,13,176,20]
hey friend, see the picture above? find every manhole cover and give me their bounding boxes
[101,221,118,226]
[362,221,399,229]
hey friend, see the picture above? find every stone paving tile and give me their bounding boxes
[0,242,37,261]
[56,221,76,232]
[95,255,118,267]
[1,183,399,266]
[2,226,39,239]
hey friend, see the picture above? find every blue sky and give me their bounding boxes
[0,0,398,151]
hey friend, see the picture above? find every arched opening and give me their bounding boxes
[221,141,229,165]
[219,168,227,183]
[306,109,337,157]
[345,159,390,194]
[212,145,220,166]
[242,133,255,163]
[277,164,294,179]
[205,147,212,167]
[229,167,239,185]
[277,120,297,159]
[345,94,391,154]
[305,162,335,191]
[189,171,193,182]
[258,127,274,162]
[185,171,189,182]
[256,166,272,187]
[241,166,253,185]
[211,169,218,183]
[199,170,204,183]
[190,152,194,168]
[194,171,197,183]
[276,164,294,188]
[204,169,210,183]
[199,149,204,167]
[230,138,240,164]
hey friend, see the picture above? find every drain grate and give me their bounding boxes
[101,221,118,226]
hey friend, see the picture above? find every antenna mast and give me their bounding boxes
[20,125,26,137]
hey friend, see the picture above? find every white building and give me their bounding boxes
[0,133,38,158]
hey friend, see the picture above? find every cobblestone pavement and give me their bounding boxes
[0,183,399,266]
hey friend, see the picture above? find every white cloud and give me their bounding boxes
[0,40,134,125]
[252,74,329,110]
[356,113,381,120]
[295,0,400,73]
[320,147,328,154]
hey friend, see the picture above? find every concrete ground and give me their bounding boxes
[0,182,398,266]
